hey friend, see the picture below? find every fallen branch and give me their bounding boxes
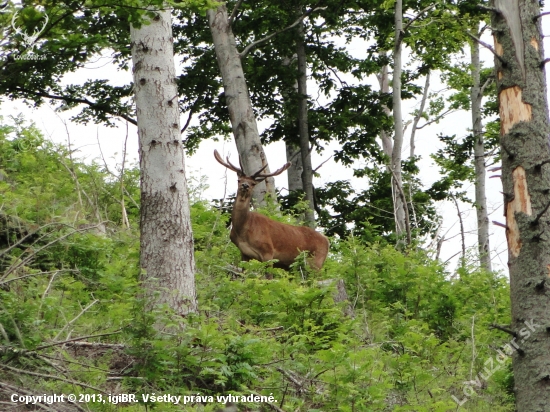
[0,364,106,394]
[34,330,122,351]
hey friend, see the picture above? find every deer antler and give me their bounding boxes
[214,149,290,181]
[214,150,243,176]
[252,162,291,181]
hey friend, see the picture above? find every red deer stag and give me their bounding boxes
[214,150,329,270]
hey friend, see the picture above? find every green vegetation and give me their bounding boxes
[0,119,514,410]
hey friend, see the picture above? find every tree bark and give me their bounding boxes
[296,18,316,228]
[131,6,197,316]
[207,5,276,206]
[281,56,304,194]
[490,0,550,409]
[286,142,304,192]
[470,30,492,271]
[392,0,409,244]
[377,61,393,159]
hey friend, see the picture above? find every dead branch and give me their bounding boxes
[489,323,517,337]
[2,222,108,280]
[313,155,333,173]
[0,364,106,394]
[64,341,125,349]
[416,108,455,130]
[492,220,508,229]
[0,381,58,412]
[34,330,122,351]
[54,299,99,342]
[409,71,430,158]
[467,32,507,65]
[0,269,79,286]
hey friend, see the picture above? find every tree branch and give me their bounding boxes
[0,382,57,412]
[409,71,430,157]
[228,0,244,26]
[532,198,550,225]
[534,11,550,20]
[403,3,436,33]
[416,108,454,130]
[13,86,137,125]
[489,323,517,337]
[480,76,494,98]
[2,222,108,280]
[467,32,507,66]
[313,155,333,173]
[33,330,122,351]
[239,7,327,59]
[0,364,106,394]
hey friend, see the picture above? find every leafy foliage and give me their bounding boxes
[0,119,515,411]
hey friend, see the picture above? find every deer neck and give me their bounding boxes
[232,191,252,231]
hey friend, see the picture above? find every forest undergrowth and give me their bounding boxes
[0,120,514,411]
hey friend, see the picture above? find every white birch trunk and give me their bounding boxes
[207,5,276,206]
[131,6,197,315]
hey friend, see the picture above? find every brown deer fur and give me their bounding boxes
[214,150,329,270]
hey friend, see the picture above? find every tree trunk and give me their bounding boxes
[392,0,409,244]
[286,142,304,192]
[207,5,276,206]
[281,56,304,194]
[490,0,550,409]
[296,18,316,228]
[470,31,492,271]
[131,6,197,316]
[377,62,393,158]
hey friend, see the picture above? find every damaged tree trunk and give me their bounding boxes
[471,30,492,271]
[207,5,277,206]
[490,0,550,409]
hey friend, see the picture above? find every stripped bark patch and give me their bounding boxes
[499,86,533,135]
[494,35,504,56]
[498,70,503,80]
[530,37,539,51]
[506,166,532,257]
[547,264,550,277]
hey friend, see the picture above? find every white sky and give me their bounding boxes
[2,6,550,275]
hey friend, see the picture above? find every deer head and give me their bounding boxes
[213,150,290,200]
